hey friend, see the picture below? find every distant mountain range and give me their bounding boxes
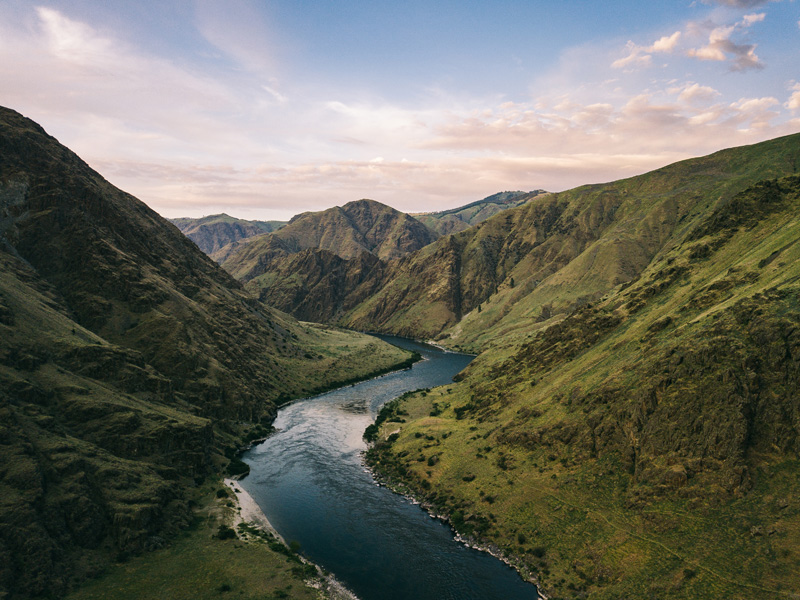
[169,214,286,263]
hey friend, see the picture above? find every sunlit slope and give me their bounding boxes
[222,198,437,279]
[343,133,800,349]
[367,174,800,599]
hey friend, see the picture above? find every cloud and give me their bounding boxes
[687,13,765,71]
[612,31,681,69]
[670,82,722,104]
[701,0,771,6]
[35,6,115,66]
[0,4,796,221]
[785,83,800,113]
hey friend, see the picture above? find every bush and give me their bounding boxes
[216,488,228,498]
[531,546,546,558]
[216,525,237,540]
[226,457,250,477]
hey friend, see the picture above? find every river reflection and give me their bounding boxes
[241,336,539,600]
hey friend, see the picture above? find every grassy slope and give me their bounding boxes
[342,134,800,350]
[0,106,413,599]
[366,174,800,599]
[66,485,319,600]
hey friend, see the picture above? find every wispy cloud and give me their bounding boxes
[701,0,771,7]
[786,83,800,113]
[687,13,766,70]
[612,31,681,69]
[0,3,796,219]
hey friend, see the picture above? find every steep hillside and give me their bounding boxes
[242,248,387,323]
[366,171,800,597]
[413,190,546,235]
[170,214,285,263]
[342,134,800,348]
[0,107,412,599]
[220,198,438,318]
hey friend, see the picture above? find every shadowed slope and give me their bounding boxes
[0,107,411,599]
[169,214,285,263]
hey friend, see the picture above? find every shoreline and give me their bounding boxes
[361,456,546,600]
[223,478,360,600]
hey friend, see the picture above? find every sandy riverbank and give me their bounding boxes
[224,478,282,540]
[223,478,360,600]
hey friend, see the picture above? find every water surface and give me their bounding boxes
[241,336,538,600]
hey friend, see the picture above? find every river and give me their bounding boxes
[240,336,539,600]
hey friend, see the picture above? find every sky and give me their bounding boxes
[1,1,799,220]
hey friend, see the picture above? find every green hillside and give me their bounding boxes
[342,133,800,350]
[365,162,800,597]
[0,106,412,599]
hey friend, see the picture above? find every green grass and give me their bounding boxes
[67,485,318,600]
[364,175,800,600]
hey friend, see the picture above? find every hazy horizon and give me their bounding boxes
[2,0,798,220]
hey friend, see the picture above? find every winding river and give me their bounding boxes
[240,336,539,600]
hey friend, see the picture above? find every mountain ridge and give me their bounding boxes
[336,132,800,349]
[412,190,548,235]
[0,106,412,599]
[360,138,800,599]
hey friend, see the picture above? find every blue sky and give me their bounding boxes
[1,0,798,219]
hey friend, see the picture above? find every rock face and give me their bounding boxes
[219,198,438,319]
[169,214,285,262]
[0,106,410,599]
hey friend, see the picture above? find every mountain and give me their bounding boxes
[340,134,800,348]
[361,135,800,599]
[169,214,286,263]
[0,107,412,599]
[219,198,438,319]
[412,190,547,235]
[225,198,437,267]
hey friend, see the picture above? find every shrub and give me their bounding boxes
[531,546,546,558]
[216,525,236,540]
